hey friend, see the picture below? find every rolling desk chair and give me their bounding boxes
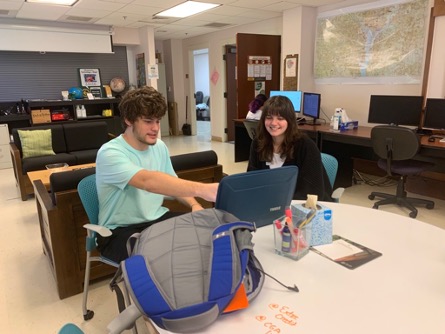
[78,174,138,334]
[243,120,259,140]
[321,153,344,202]
[77,174,116,321]
[58,323,84,334]
[368,125,435,218]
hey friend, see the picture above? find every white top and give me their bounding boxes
[246,110,262,120]
[155,202,445,334]
[266,152,285,168]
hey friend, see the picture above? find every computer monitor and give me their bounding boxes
[423,98,445,130]
[269,90,302,113]
[302,92,321,125]
[215,166,298,228]
[368,95,423,127]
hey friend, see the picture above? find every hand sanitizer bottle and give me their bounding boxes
[333,115,340,131]
[76,105,82,119]
[81,105,87,118]
[282,225,291,253]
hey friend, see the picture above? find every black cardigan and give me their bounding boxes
[247,134,334,202]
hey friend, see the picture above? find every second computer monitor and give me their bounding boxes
[368,95,423,127]
[269,90,302,113]
[302,92,321,125]
[423,98,445,130]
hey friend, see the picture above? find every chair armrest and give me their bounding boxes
[83,223,112,237]
[332,187,345,203]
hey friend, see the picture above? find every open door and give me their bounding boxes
[225,34,281,142]
[236,33,281,120]
[224,45,237,142]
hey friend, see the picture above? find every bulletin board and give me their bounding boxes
[247,56,272,81]
[283,54,299,91]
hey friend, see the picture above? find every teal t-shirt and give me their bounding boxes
[96,135,176,229]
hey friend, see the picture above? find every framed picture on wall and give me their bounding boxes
[79,68,102,87]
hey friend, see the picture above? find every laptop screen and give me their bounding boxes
[215,166,298,228]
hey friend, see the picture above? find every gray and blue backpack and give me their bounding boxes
[107,208,268,333]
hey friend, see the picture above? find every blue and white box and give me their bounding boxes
[291,203,333,246]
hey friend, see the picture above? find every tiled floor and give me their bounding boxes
[1,130,444,333]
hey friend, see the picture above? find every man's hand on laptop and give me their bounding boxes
[199,183,219,203]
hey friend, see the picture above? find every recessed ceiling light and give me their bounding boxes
[154,1,220,18]
[26,0,78,6]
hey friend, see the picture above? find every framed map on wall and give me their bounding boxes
[314,0,428,84]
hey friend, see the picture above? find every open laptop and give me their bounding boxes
[215,166,298,227]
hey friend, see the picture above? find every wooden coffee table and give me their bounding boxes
[27,163,95,190]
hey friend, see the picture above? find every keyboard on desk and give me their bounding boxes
[296,117,306,125]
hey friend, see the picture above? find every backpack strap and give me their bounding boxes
[208,221,255,303]
[109,266,126,313]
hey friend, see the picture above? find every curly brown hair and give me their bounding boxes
[257,95,302,162]
[118,86,167,129]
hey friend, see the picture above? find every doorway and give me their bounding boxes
[224,45,237,142]
[193,48,211,141]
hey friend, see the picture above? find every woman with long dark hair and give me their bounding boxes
[247,95,333,201]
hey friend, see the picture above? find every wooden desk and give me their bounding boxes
[27,163,96,190]
[155,202,445,334]
[234,119,445,190]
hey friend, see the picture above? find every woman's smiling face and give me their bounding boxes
[265,114,288,138]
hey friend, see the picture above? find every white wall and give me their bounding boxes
[426,15,445,98]
[282,6,317,93]
[311,0,436,125]
[181,17,282,141]
[193,51,210,97]
[114,0,445,139]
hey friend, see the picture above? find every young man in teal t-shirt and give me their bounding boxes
[96,86,218,262]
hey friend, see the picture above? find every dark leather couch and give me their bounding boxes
[10,121,112,200]
[33,150,224,299]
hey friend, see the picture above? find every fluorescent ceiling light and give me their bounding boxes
[26,0,78,6]
[154,1,220,18]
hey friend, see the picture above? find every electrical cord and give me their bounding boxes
[353,169,397,187]
[320,106,331,123]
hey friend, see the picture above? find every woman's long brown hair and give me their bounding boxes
[256,95,302,162]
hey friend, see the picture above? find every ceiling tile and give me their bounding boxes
[16,3,69,20]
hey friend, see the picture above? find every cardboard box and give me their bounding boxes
[291,203,333,246]
[31,109,51,124]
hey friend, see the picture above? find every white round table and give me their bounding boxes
[156,202,445,334]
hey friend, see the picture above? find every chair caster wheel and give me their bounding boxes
[426,203,434,209]
[409,211,417,219]
[83,310,94,321]
[372,204,378,209]
[368,195,375,200]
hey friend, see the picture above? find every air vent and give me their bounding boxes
[202,22,231,28]
[65,16,93,22]
[0,9,10,15]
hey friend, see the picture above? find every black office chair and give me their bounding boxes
[368,125,435,218]
[195,91,204,104]
[243,120,259,140]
